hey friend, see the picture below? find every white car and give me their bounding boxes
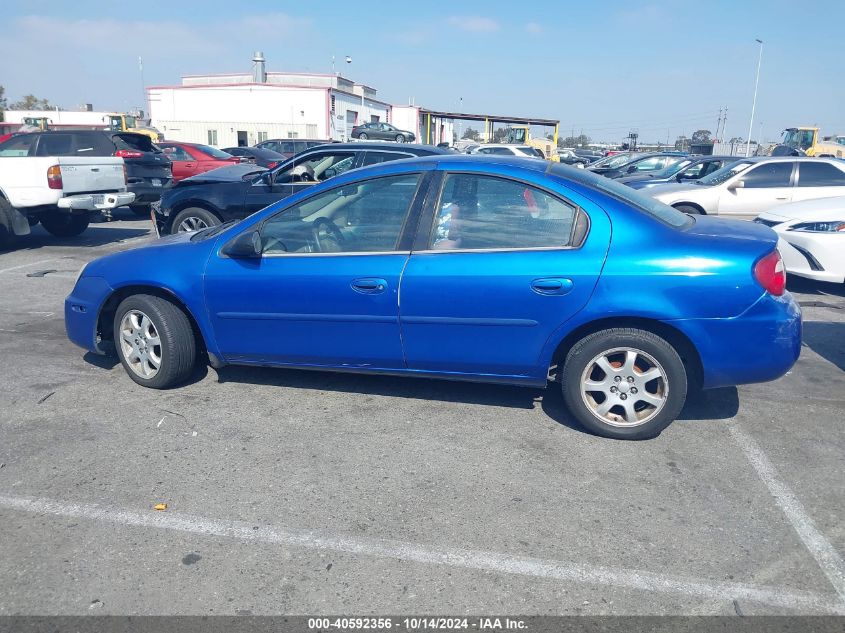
[754,196,845,283]
[469,144,545,159]
[647,156,845,216]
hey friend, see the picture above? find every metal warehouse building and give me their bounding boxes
[147,53,394,147]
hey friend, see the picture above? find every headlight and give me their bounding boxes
[787,221,845,233]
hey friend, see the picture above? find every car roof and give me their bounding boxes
[306,142,450,154]
[740,155,845,163]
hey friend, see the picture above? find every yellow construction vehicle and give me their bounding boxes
[504,124,561,161]
[21,117,51,131]
[105,113,163,143]
[771,127,844,158]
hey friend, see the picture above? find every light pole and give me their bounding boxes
[745,39,763,157]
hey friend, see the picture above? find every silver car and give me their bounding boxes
[647,156,845,215]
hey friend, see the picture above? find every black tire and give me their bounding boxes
[395,134,405,143]
[129,204,151,218]
[40,212,89,237]
[561,328,687,440]
[170,207,221,234]
[357,132,368,140]
[674,204,703,215]
[113,294,197,389]
[0,198,17,250]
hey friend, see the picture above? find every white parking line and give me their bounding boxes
[0,492,842,614]
[0,258,59,275]
[730,425,845,606]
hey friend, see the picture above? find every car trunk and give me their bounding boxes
[56,158,126,194]
[113,133,172,185]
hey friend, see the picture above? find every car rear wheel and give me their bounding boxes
[674,204,703,215]
[357,132,368,140]
[129,204,152,218]
[561,328,687,440]
[113,294,197,389]
[40,212,90,237]
[0,198,16,250]
[395,134,405,143]
[171,207,221,234]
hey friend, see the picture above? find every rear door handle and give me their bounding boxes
[351,278,387,294]
[531,277,574,295]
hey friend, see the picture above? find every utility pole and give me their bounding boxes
[746,39,764,157]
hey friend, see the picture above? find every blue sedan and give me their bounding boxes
[65,156,801,439]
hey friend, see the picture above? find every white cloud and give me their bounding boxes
[525,22,543,33]
[447,15,500,32]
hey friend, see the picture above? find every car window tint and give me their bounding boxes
[261,173,420,254]
[35,133,75,156]
[741,162,793,188]
[797,162,845,186]
[75,133,116,156]
[430,174,577,251]
[631,156,664,171]
[361,151,412,166]
[280,141,297,153]
[0,134,37,156]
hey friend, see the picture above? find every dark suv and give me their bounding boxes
[155,142,450,234]
[5,130,172,216]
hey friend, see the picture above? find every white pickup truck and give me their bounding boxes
[0,156,135,248]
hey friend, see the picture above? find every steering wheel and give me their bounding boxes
[298,171,314,182]
[312,217,345,252]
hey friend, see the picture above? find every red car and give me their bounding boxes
[157,141,241,182]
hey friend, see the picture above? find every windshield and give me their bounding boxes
[697,160,751,186]
[195,144,235,160]
[650,159,693,179]
[781,129,814,150]
[550,163,693,229]
[591,153,641,169]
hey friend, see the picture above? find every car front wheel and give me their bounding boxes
[171,207,221,234]
[113,294,197,389]
[561,328,687,440]
[674,204,703,215]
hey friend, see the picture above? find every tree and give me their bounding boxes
[462,127,480,141]
[10,94,55,111]
[558,134,591,148]
[0,85,6,122]
[729,137,744,144]
[691,129,712,144]
[674,135,689,151]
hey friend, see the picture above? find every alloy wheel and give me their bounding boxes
[177,216,209,232]
[118,310,162,379]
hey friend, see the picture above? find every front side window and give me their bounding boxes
[741,162,793,188]
[698,161,752,186]
[797,162,845,187]
[274,151,356,184]
[162,145,193,161]
[430,174,578,251]
[260,174,420,255]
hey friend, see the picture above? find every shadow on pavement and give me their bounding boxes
[787,275,845,299]
[13,225,150,251]
[802,321,845,372]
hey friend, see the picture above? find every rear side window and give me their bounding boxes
[74,133,116,156]
[361,151,412,166]
[742,162,793,188]
[430,174,578,250]
[797,162,845,186]
[0,134,36,157]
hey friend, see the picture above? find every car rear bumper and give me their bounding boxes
[666,291,802,389]
[58,192,136,211]
[128,180,172,204]
[65,276,115,354]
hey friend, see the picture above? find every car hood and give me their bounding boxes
[756,196,845,222]
[177,163,266,186]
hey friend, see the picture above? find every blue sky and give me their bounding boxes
[2,0,843,144]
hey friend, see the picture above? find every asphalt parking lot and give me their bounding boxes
[0,211,843,616]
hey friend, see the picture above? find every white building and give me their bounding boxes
[2,109,116,128]
[147,55,393,147]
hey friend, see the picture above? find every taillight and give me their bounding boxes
[47,165,63,189]
[115,149,143,159]
[266,161,278,169]
[753,250,786,296]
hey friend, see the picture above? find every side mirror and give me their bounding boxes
[222,230,262,258]
[727,180,745,192]
[627,165,637,173]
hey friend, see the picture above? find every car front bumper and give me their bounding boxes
[65,276,115,354]
[58,192,136,211]
[776,235,845,284]
[666,291,802,389]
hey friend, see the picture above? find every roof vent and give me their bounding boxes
[252,51,266,83]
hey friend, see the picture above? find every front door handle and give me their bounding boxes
[531,277,574,296]
[351,278,387,294]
